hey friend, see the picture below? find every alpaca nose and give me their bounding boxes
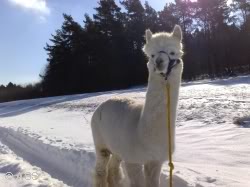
[156,57,163,65]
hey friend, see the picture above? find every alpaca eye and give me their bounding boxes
[151,54,155,58]
[170,52,175,55]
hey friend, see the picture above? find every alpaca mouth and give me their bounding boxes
[159,59,180,80]
[156,63,164,71]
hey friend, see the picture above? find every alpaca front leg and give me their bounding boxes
[144,161,162,187]
[124,162,144,187]
[93,148,111,187]
[107,155,122,187]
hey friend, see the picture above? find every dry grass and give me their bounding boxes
[234,115,250,127]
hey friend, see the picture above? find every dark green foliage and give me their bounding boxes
[40,0,250,93]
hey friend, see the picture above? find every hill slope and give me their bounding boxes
[0,76,249,187]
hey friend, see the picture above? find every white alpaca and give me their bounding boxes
[91,25,184,187]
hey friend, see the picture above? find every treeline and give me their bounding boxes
[0,83,41,103]
[1,0,250,102]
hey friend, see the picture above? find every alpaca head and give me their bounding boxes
[143,25,184,77]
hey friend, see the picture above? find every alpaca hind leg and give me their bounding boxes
[124,162,144,187]
[107,155,122,187]
[93,148,111,187]
[144,161,162,187]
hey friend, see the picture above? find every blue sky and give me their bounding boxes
[0,0,171,86]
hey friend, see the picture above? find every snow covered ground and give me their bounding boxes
[0,75,249,187]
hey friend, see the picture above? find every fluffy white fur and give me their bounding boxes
[91,25,184,187]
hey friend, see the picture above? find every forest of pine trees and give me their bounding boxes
[1,0,250,102]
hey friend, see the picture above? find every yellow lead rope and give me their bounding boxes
[166,83,174,187]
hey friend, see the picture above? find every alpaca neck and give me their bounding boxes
[138,69,182,148]
[143,73,167,118]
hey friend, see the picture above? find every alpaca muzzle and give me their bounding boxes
[158,51,180,80]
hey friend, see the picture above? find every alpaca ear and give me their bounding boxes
[145,29,152,43]
[172,25,182,41]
